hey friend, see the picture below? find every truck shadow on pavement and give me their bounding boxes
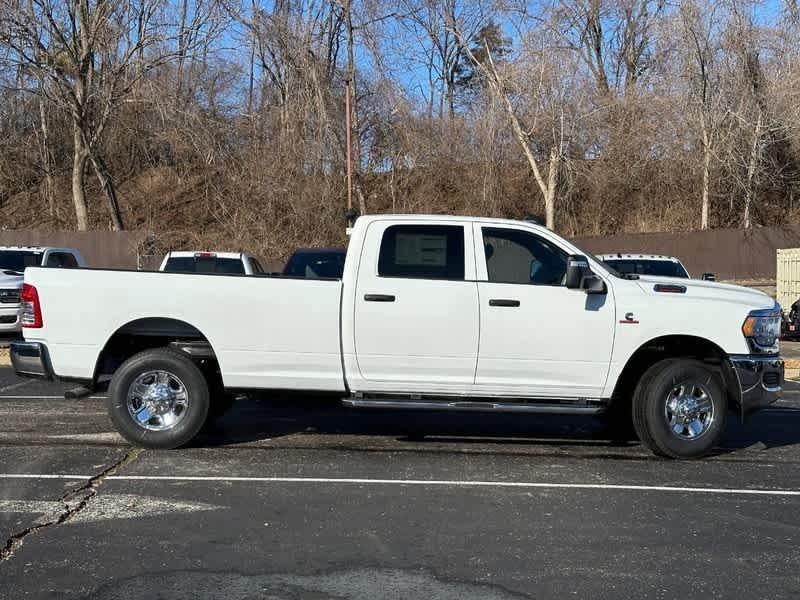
[194,393,800,458]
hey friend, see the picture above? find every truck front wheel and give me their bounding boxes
[107,348,210,449]
[632,358,726,459]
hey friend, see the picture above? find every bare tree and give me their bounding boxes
[0,0,174,230]
[36,78,56,218]
[400,0,487,118]
[679,0,727,229]
[457,29,564,228]
[550,0,665,96]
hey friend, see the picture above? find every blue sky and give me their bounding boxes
[210,0,791,113]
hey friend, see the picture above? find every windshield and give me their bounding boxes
[163,256,245,274]
[603,259,689,278]
[0,250,42,273]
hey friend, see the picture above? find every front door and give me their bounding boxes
[473,224,615,398]
[353,221,479,393]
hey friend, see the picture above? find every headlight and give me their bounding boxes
[742,306,781,353]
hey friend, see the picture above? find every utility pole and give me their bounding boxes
[345,77,353,214]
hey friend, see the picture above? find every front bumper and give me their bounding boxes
[10,341,54,380]
[728,354,783,416]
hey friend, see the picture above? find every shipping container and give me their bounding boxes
[776,248,800,312]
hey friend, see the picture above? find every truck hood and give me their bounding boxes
[0,271,23,288]
[634,275,776,310]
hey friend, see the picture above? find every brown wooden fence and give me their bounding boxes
[0,230,147,269]
[2,224,800,279]
[574,225,800,281]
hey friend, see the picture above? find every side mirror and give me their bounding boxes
[701,272,716,281]
[565,255,590,289]
[582,274,607,295]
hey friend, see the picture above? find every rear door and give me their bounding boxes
[353,220,479,391]
[473,223,615,397]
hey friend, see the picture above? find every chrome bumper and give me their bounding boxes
[728,355,783,416]
[10,341,53,380]
[0,305,21,331]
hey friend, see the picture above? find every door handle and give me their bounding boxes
[489,299,520,307]
[364,294,396,302]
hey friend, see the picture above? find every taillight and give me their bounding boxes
[20,283,43,328]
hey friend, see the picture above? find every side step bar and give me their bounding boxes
[342,397,607,415]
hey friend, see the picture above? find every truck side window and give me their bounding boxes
[61,253,79,268]
[482,228,567,285]
[378,225,465,280]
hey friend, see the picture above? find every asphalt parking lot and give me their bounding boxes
[1,368,800,599]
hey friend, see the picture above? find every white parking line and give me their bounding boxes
[1,473,800,496]
[0,474,87,480]
[0,395,107,399]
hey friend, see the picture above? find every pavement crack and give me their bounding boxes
[0,448,141,562]
[0,379,33,394]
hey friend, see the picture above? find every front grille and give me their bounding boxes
[0,315,16,324]
[0,288,19,304]
[763,372,780,387]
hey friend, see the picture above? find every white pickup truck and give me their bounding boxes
[10,215,783,458]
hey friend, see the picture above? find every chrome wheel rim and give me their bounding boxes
[126,370,189,432]
[664,382,714,440]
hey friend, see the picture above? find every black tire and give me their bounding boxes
[631,358,681,457]
[632,358,726,459]
[107,348,210,449]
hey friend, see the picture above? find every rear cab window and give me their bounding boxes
[164,256,246,275]
[0,251,42,272]
[45,252,79,268]
[378,225,465,280]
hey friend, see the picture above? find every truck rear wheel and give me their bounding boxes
[107,348,210,449]
[632,358,726,459]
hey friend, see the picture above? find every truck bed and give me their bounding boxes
[23,268,345,391]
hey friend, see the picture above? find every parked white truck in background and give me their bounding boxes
[598,254,692,279]
[598,253,716,281]
[0,246,86,333]
[10,215,783,458]
[159,251,265,275]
